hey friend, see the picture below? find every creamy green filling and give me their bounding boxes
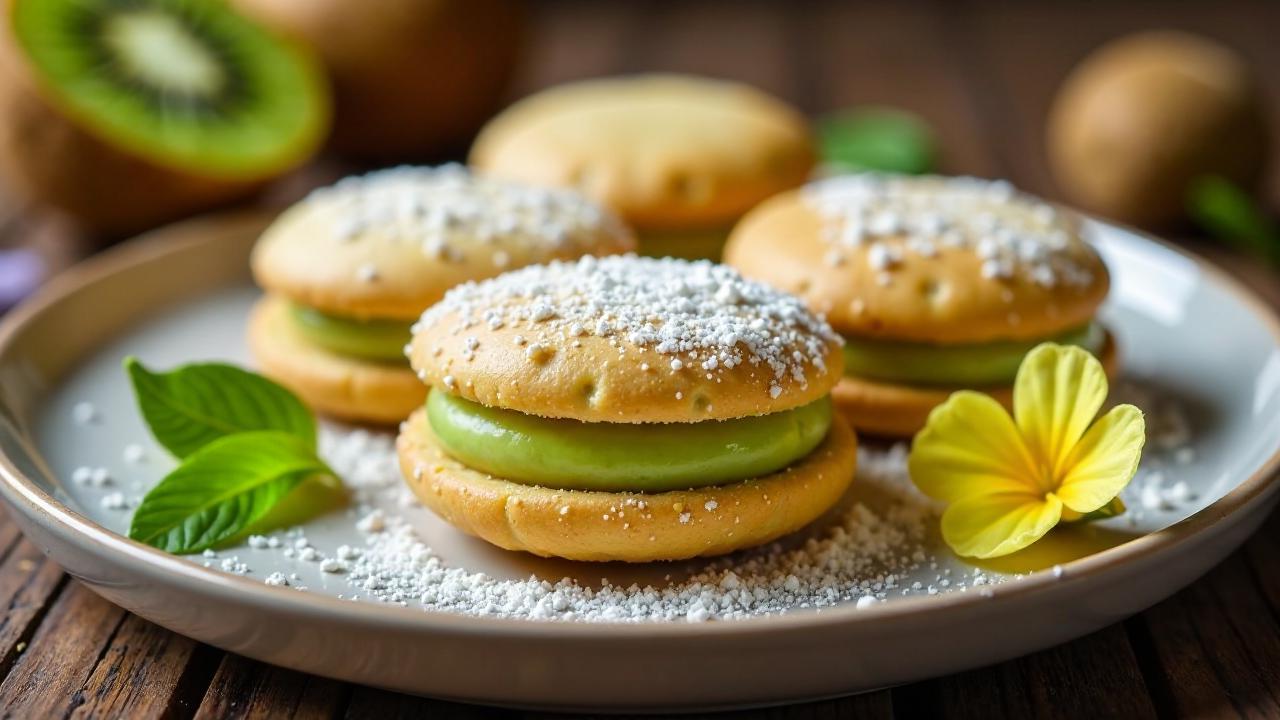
[426,388,833,492]
[638,227,732,261]
[843,323,1105,387]
[289,303,413,363]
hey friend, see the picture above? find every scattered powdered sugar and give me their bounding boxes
[72,401,98,425]
[805,174,1097,289]
[1112,380,1204,524]
[122,444,146,464]
[417,255,840,396]
[72,466,111,487]
[207,377,1201,621]
[308,429,957,622]
[99,492,128,510]
[60,378,1201,620]
[307,164,629,266]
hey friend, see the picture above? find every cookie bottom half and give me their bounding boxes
[248,296,424,424]
[397,407,858,562]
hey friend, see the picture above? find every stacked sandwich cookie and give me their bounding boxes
[397,255,857,562]
[470,74,814,260]
[725,174,1116,437]
[249,165,633,423]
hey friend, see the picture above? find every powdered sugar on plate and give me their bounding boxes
[182,376,1200,623]
[54,372,1207,623]
[52,379,1206,623]
[309,428,954,622]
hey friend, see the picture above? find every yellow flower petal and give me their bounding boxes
[1014,344,1108,481]
[941,492,1063,559]
[1056,404,1146,514]
[908,391,1040,504]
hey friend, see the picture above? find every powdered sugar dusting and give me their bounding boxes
[308,164,630,262]
[417,255,840,395]
[58,381,1206,623]
[211,381,1202,622]
[1112,380,1204,525]
[304,428,962,621]
[805,174,1097,289]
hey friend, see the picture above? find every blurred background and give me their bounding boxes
[1,0,1277,309]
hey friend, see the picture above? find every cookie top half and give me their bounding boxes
[469,75,814,231]
[252,165,635,320]
[408,255,843,423]
[724,175,1111,343]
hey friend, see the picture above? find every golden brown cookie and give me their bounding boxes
[252,164,634,320]
[248,296,424,424]
[725,175,1110,343]
[397,403,857,563]
[407,255,844,423]
[470,75,814,233]
[397,254,856,560]
[725,174,1117,437]
[248,165,633,423]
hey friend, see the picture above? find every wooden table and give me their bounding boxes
[2,1,1280,716]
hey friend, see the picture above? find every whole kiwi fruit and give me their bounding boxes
[1047,30,1268,228]
[233,0,525,161]
[0,0,330,236]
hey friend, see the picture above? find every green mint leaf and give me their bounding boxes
[817,107,936,175]
[128,431,340,554]
[125,357,316,459]
[1188,175,1280,265]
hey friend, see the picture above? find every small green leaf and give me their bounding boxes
[128,431,341,554]
[1188,175,1280,265]
[125,357,316,459]
[816,107,936,175]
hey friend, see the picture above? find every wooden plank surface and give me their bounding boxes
[0,0,1278,718]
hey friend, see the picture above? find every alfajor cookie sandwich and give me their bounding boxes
[724,174,1115,437]
[249,165,633,423]
[397,255,857,562]
[469,74,814,260]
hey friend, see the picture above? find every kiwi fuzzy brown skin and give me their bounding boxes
[234,0,524,161]
[0,33,257,236]
[1047,31,1268,229]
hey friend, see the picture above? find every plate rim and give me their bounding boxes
[0,210,1278,640]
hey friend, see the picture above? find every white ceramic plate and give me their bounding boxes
[0,212,1277,712]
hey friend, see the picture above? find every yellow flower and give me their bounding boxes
[908,343,1145,559]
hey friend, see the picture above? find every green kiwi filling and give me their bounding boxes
[13,0,327,176]
[638,227,732,261]
[289,304,413,363]
[426,388,833,492]
[843,323,1105,387]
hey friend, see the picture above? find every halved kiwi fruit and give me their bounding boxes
[0,0,329,234]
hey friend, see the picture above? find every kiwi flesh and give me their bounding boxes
[0,0,329,234]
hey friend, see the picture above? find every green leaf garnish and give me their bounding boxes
[125,357,316,459]
[128,431,341,554]
[124,359,344,555]
[1188,175,1280,265]
[816,107,936,175]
